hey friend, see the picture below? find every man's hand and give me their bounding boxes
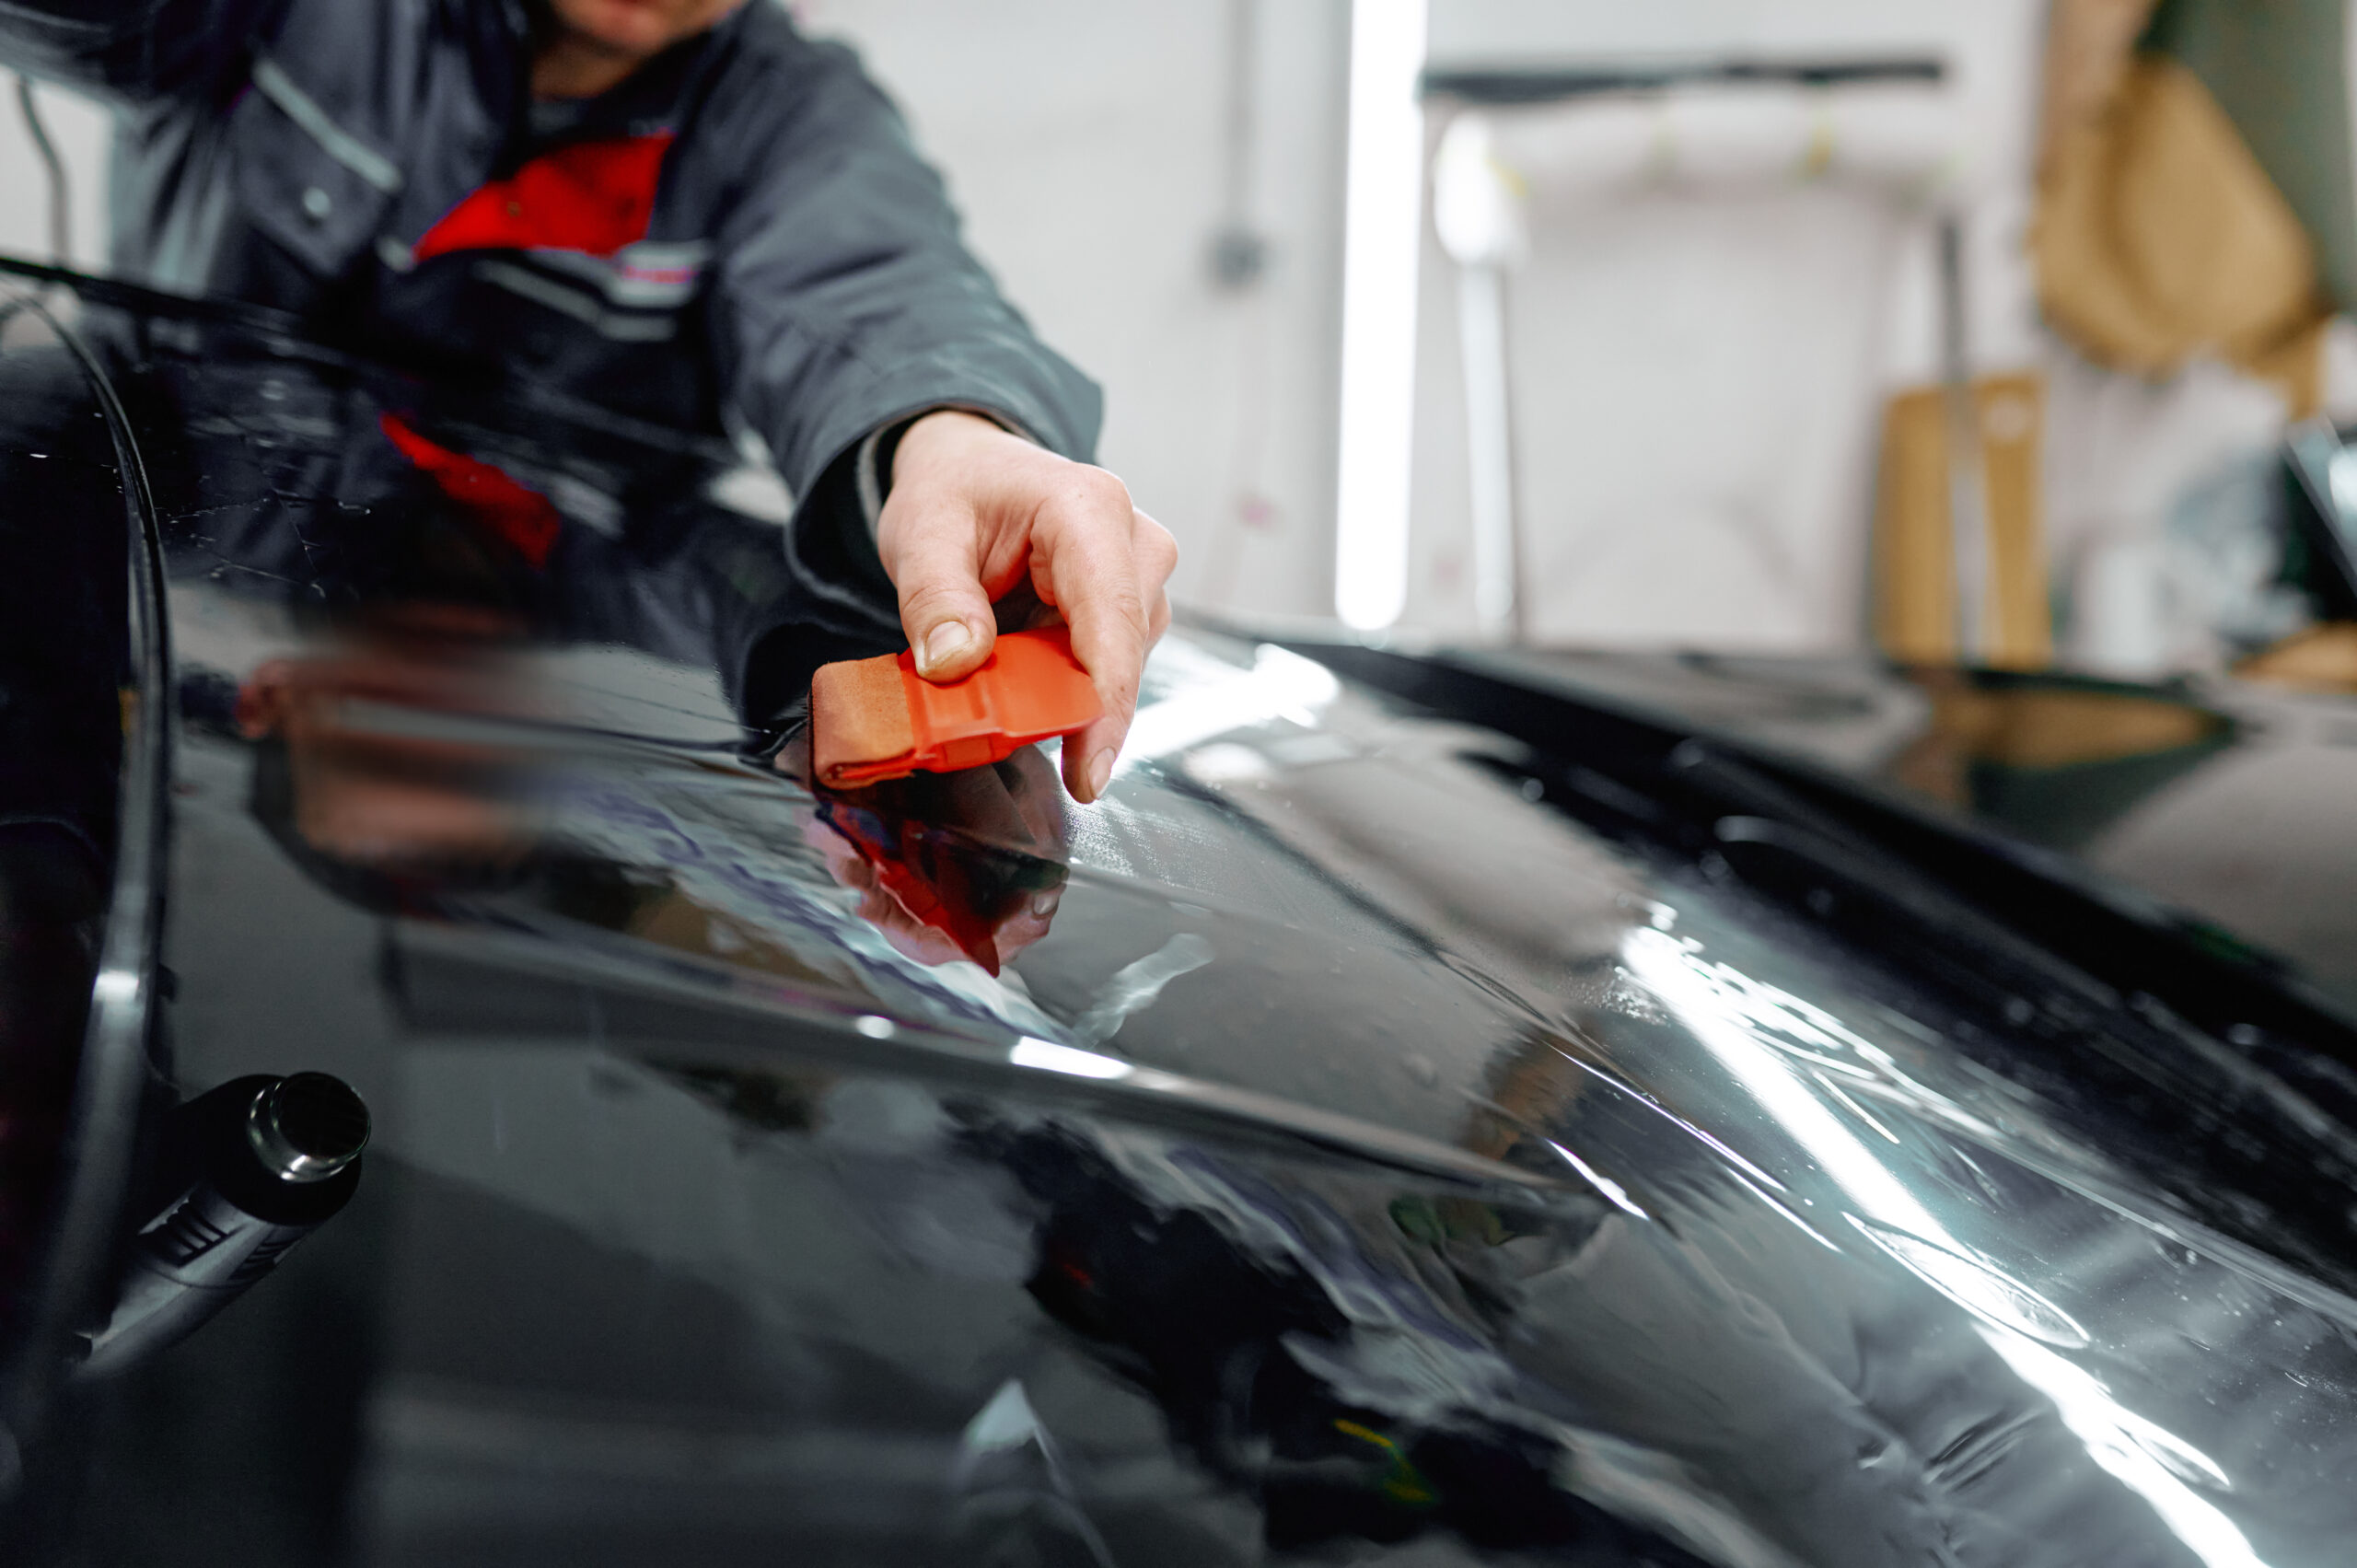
[877,410,1177,804]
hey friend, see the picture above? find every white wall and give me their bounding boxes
[0,76,110,271]
[796,0,1353,621]
[1408,0,2047,649]
[1429,0,2045,380]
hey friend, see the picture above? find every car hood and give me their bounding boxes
[12,300,2357,1567]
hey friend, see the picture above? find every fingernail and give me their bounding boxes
[919,621,972,677]
[1028,891,1059,918]
[1086,749,1115,800]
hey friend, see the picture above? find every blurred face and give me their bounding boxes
[236,629,545,873]
[543,0,745,60]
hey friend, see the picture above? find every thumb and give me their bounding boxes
[879,496,997,682]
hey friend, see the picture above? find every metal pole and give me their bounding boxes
[1457,261,1520,640]
[1937,211,1988,664]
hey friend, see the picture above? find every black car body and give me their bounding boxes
[2,275,2356,1567]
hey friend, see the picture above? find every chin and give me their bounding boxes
[555,0,694,53]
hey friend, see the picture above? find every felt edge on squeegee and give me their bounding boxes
[810,653,914,786]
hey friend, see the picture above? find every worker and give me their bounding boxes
[0,0,1176,803]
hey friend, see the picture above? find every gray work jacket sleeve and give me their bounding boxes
[701,36,1102,504]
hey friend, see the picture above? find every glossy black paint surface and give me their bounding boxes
[1438,646,2357,1019]
[3,298,2356,1566]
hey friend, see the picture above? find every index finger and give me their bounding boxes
[1030,475,1155,802]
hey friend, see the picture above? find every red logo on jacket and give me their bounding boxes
[412,133,674,262]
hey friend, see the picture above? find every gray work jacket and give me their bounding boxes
[0,0,1101,502]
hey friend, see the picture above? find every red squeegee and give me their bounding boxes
[810,626,1102,790]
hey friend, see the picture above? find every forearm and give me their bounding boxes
[707,39,1099,501]
[0,0,274,100]
[702,27,1167,800]
[0,0,164,41]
